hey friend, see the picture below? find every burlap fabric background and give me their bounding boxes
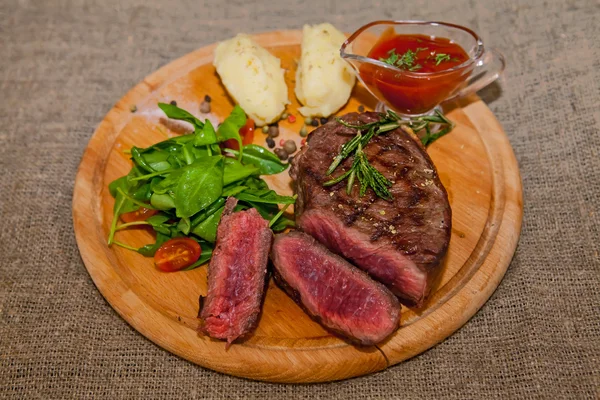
[1,0,599,398]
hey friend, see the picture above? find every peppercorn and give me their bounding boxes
[358,105,365,112]
[287,155,294,164]
[310,119,319,127]
[320,117,328,125]
[304,117,313,125]
[170,100,177,106]
[268,125,279,137]
[261,125,269,134]
[283,140,297,154]
[130,104,137,113]
[204,94,212,102]
[266,137,275,148]
[274,148,288,160]
[281,112,289,120]
[200,101,211,113]
[299,125,308,137]
[288,114,296,123]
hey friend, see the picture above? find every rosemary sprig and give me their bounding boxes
[324,109,454,200]
[379,48,428,71]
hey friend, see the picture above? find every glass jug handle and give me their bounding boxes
[447,48,506,101]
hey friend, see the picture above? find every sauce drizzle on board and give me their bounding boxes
[359,33,472,115]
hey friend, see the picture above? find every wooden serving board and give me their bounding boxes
[72,30,523,383]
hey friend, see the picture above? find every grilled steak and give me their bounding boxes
[270,231,400,345]
[291,112,451,307]
[199,197,272,344]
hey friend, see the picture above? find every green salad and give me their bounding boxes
[107,103,295,271]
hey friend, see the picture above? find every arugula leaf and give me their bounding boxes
[132,182,152,201]
[194,119,218,147]
[158,103,205,128]
[270,216,295,232]
[146,214,170,225]
[151,169,184,194]
[224,144,288,175]
[108,176,139,214]
[108,176,128,199]
[216,105,246,158]
[221,184,247,197]
[223,158,259,186]
[191,205,225,242]
[190,197,226,229]
[181,142,196,165]
[234,189,296,205]
[146,214,172,235]
[137,232,171,257]
[131,147,156,173]
[107,190,127,245]
[150,193,176,210]
[243,201,279,221]
[177,217,191,235]
[173,156,224,218]
[243,176,270,190]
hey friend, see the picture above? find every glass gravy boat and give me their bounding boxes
[341,21,505,117]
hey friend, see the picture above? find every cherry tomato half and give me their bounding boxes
[154,237,201,272]
[240,118,255,145]
[120,207,158,223]
[222,118,255,150]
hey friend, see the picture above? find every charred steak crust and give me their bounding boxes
[270,231,400,345]
[199,197,273,344]
[291,112,451,306]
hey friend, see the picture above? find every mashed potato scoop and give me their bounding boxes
[295,23,356,117]
[214,34,289,126]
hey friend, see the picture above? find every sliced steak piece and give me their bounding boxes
[291,112,451,307]
[199,197,272,344]
[270,231,400,345]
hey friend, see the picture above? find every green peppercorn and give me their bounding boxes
[262,125,269,134]
[304,116,313,125]
[299,125,308,137]
[281,112,289,120]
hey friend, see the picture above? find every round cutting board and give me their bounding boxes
[72,30,523,383]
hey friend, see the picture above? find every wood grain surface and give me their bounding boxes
[72,30,523,383]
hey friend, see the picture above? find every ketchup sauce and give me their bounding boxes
[359,33,471,115]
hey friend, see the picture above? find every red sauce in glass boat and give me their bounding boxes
[359,33,471,115]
